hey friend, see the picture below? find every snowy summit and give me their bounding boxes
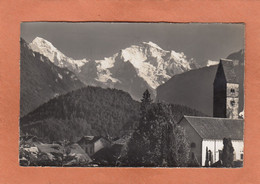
[29,37,89,73]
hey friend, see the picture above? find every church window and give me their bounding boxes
[230,100,235,106]
[191,142,196,148]
[231,88,235,93]
[240,153,244,160]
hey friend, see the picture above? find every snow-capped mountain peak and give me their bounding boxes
[91,42,197,90]
[142,41,163,50]
[31,37,53,48]
[29,37,89,73]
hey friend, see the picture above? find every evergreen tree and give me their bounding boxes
[125,92,190,167]
[167,123,190,167]
[125,90,152,166]
[222,138,234,167]
[140,89,152,120]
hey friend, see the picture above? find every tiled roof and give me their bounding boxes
[182,116,244,140]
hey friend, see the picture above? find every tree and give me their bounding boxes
[222,138,234,167]
[122,90,152,166]
[140,89,152,119]
[125,92,190,167]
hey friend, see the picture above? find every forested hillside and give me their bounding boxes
[21,87,140,141]
[20,87,205,142]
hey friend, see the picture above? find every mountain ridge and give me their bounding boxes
[29,37,199,100]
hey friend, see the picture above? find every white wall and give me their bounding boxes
[202,139,244,166]
[94,139,103,153]
[94,138,110,153]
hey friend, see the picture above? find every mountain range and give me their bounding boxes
[21,37,243,118]
[29,37,199,100]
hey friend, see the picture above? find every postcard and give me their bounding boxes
[20,22,244,168]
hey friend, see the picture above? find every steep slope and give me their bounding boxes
[29,37,198,100]
[20,38,85,116]
[156,50,244,116]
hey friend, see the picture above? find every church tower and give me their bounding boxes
[213,59,239,119]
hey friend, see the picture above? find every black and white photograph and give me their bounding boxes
[19,22,244,167]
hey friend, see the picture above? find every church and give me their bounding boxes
[179,59,244,166]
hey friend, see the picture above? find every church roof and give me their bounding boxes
[182,116,244,140]
[220,59,239,83]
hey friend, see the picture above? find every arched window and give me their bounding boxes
[230,88,235,93]
[191,142,196,148]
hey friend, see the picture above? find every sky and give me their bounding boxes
[21,22,244,66]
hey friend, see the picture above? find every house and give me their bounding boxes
[179,116,244,166]
[77,136,111,156]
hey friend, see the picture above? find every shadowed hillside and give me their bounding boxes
[20,38,85,116]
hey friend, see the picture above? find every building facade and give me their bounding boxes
[179,116,244,166]
[77,136,111,156]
